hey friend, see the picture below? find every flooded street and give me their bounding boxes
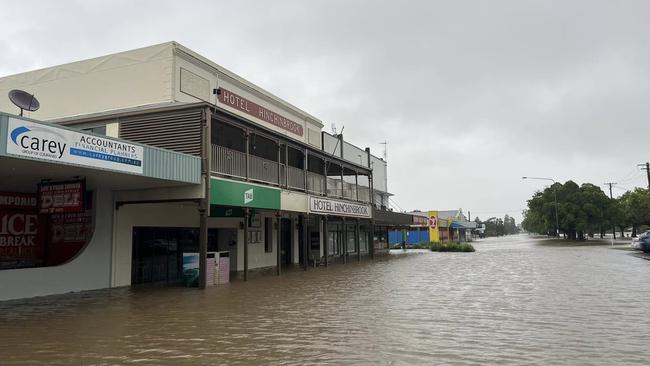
[2,234,650,365]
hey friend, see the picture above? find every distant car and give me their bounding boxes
[640,236,650,253]
[631,230,650,250]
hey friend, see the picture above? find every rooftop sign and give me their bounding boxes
[217,88,304,137]
[6,118,144,174]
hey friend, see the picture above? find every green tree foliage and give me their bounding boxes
[522,181,650,240]
[618,188,650,236]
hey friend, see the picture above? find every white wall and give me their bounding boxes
[0,187,113,301]
[0,43,175,120]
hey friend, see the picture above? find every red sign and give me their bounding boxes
[218,88,304,137]
[0,192,37,210]
[38,181,84,214]
[0,210,45,268]
[428,217,438,229]
[47,211,93,266]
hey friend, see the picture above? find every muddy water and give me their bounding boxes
[2,235,650,365]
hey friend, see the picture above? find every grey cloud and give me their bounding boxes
[2,0,649,222]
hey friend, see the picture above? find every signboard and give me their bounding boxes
[217,88,304,137]
[47,211,93,266]
[7,118,144,174]
[182,253,200,287]
[0,209,45,269]
[308,196,372,218]
[38,180,84,214]
[210,178,281,210]
[0,192,37,210]
[428,211,439,243]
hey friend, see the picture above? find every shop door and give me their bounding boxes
[131,227,193,285]
[280,218,292,265]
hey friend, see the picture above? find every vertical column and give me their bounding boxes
[199,206,208,289]
[199,107,211,289]
[302,215,309,270]
[368,173,375,259]
[245,131,250,181]
[244,208,249,281]
[324,160,329,197]
[285,145,289,187]
[355,172,359,201]
[277,143,282,187]
[356,218,361,262]
[342,217,347,264]
[276,211,281,276]
[304,149,309,193]
[340,165,344,199]
[323,216,329,267]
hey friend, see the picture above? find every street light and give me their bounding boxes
[522,176,560,238]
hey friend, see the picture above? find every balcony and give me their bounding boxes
[211,126,371,204]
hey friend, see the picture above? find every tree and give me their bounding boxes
[523,180,615,240]
[618,188,650,237]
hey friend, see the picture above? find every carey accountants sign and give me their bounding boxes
[308,196,372,219]
[6,118,143,174]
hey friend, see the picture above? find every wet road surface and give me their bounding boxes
[1,234,650,365]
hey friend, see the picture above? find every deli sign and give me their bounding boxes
[7,118,144,174]
[308,196,372,219]
[38,181,84,214]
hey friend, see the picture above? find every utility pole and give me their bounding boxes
[638,162,650,191]
[604,182,617,240]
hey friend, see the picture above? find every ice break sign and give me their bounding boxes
[7,118,143,174]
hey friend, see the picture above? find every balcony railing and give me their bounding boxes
[342,181,358,201]
[287,166,305,190]
[211,144,371,203]
[212,145,246,178]
[307,171,326,195]
[327,177,342,198]
[249,155,279,185]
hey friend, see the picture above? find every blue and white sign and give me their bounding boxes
[7,118,143,174]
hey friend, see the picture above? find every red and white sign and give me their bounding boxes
[428,217,438,229]
[0,210,45,268]
[38,181,84,214]
[0,192,37,210]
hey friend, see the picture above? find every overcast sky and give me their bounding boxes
[2,0,649,222]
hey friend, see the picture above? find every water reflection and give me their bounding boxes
[1,235,650,365]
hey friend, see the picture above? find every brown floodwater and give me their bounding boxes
[1,235,650,365]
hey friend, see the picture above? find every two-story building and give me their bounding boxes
[0,42,410,297]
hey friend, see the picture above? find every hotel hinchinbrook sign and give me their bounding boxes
[308,196,372,219]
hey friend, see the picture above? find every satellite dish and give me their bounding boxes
[8,89,40,116]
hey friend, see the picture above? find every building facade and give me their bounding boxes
[0,42,411,300]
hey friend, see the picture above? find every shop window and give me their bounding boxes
[264,217,273,253]
[1,189,95,271]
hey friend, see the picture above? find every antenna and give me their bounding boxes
[379,141,387,161]
[8,90,40,116]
